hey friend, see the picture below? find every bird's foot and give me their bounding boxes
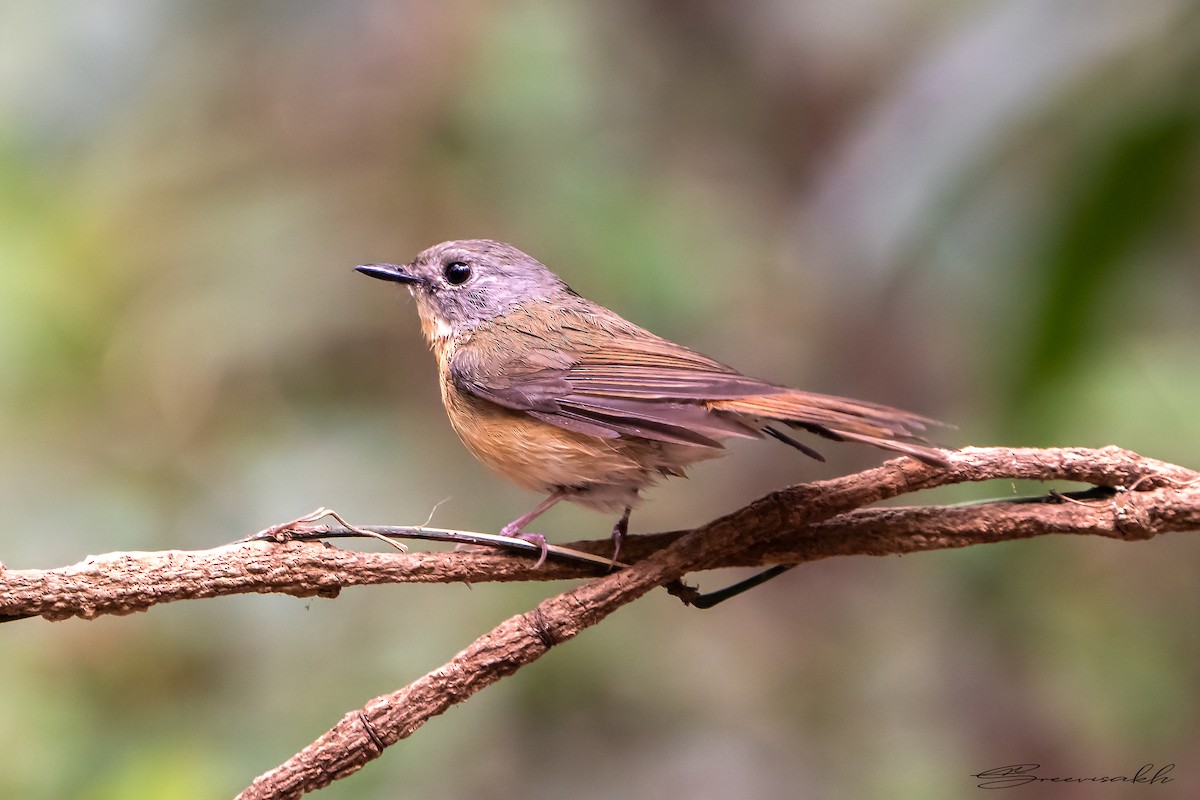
[514,532,549,568]
[500,521,549,568]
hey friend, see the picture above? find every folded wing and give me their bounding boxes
[450,317,946,465]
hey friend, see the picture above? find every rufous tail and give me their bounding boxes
[709,390,949,466]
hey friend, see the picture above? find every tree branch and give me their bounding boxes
[1,447,1196,797]
[229,446,1197,799]
[3,446,1195,624]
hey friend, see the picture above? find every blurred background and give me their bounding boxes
[2,1,1198,798]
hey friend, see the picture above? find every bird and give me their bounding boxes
[357,239,946,563]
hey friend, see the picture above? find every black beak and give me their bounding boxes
[355,263,421,285]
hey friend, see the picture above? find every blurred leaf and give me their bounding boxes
[1005,104,1199,434]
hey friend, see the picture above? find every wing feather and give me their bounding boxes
[448,310,945,465]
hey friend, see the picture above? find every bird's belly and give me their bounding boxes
[442,390,720,510]
[447,394,644,490]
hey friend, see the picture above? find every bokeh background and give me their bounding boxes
[3,1,1199,798]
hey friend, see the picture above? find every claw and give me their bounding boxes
[513,532,549,568]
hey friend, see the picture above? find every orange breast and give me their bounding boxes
[430,329,726,509]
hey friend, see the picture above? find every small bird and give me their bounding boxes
[357,240,946,561]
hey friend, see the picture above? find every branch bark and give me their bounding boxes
[1,446,1197,797]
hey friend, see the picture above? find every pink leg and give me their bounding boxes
[500,490,567,567]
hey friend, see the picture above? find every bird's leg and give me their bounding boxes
[610,506,631,563]
[499,490,566,536]
[500,490,567,567]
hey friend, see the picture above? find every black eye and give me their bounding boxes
[444,261,471,285]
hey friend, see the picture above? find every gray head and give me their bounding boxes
[356,239,575,340]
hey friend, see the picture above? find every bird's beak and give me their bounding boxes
[355,263,421,285]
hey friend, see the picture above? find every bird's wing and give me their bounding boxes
[450,312,946,465]
[448,321,769,448]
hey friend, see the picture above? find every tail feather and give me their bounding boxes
[763,425,826,461]
[709,390,949,467]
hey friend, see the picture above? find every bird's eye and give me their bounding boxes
[444,261,471,285]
